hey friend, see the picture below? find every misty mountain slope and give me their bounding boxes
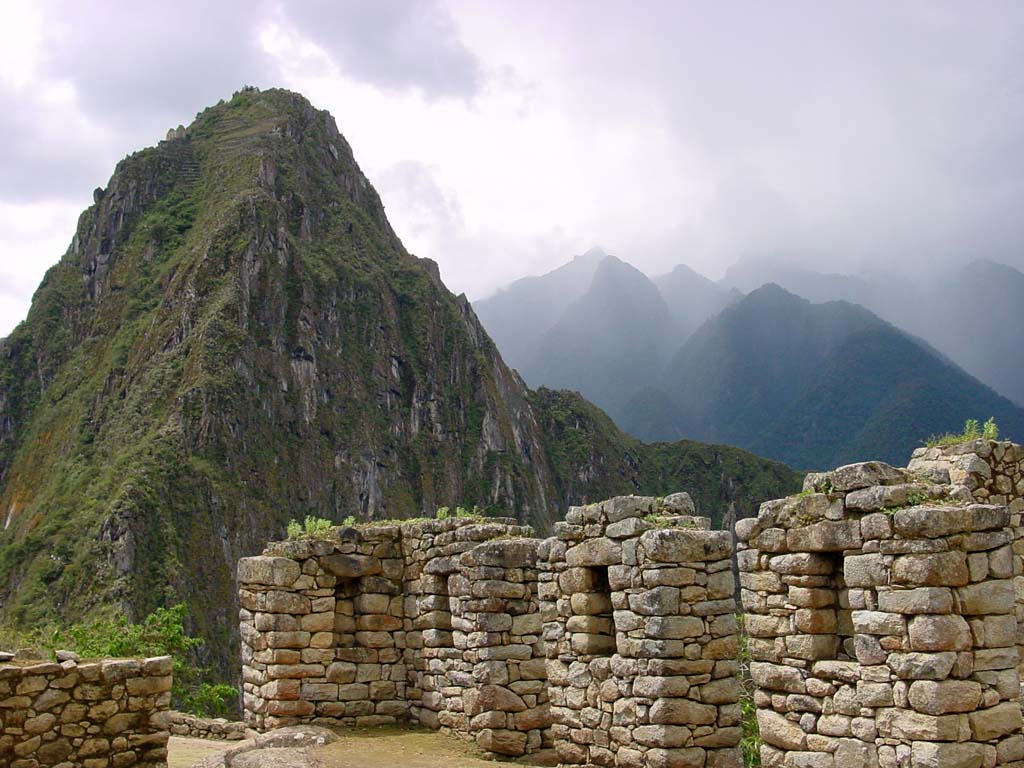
[750,327,1024,468]
[661,284,886,444]
[527,255,678,425]
[720,256,881,306]
[914,260,1024,407]
[653,284,1024,468]
[654,263,740,338]
[720,256,1024,407]
[473,246,607,373]
[0,88,802,677]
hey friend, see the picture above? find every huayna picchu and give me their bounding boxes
[0,88,799,677]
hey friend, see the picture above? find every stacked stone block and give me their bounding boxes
[167,710,248,740]
[738,450,1024,768]
[909,439,1024,683]
[0,655,172,767]
[539,493,742,768]
[238,516,548,758]
[448,539,550,756]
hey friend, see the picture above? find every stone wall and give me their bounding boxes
[0,655,172,767]
[168,710,249,740]
[738,440,1024,768]
[909,439,1024,684]
[538,493,743,768]
[237,516,550,758]
[237,443,1024,768]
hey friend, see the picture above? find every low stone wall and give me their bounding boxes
[539,493,742,768]
[168,710,249,740]
[739,445,1024,768]
[0,655,172,767]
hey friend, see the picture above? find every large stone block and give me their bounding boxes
[756,709,806,750]
[640,529,732,563]
[908,615,972,651]
[237,556,301,587]
[876,587,953,614]
[907,680,982,714]
[910,741,984,768]
[957,579,1015,615]
[565,538,621,567]
[321,553,382,579]
[892,552,968,587]
[968,701,1022,740]
[786,520,861,552]
[829,461,908,491]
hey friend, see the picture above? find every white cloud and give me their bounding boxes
[0,0,1022,335]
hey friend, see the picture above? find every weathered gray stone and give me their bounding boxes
[238,557,302,587]
[565,537,621,567]
[640,529,732,563]
[886,652,956,680]
[829,461,908,491]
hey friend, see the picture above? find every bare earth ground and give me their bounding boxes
[169,727,536,768]
[168,736,233,768]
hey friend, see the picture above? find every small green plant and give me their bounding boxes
[735,616,761,767]
[926,417,1001,447]
[983,417,999,440]
[436,505,482,520]
[286,515,335,539]
[341,516,356,527]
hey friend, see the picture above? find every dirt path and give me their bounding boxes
[311,727,524,767]
[168,727,546,768]
[168,736,233,768]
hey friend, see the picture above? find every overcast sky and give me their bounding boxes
[1,1,1023,336]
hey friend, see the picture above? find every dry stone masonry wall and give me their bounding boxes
[0,655,172,767]
[737,439,1024,768]
[539,493,742,768]
[236,440,1024,768]
[237,517,549,758]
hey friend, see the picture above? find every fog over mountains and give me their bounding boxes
[475,251,1024,468]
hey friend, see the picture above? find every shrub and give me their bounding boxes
[49,605,236,717]
[286,515,335,539]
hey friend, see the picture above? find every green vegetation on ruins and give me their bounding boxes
[925,417,1001,447]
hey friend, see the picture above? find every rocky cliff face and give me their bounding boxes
[0,89,557,673]
[0,88,800,677]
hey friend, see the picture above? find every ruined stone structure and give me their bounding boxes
[738,439,1024,768]
[539,494,742,768]
[237,517,551,757]
[239,439,1024,768]
[0,655,172,767]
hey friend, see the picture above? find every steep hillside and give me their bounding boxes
[473,246,606,374]
[527,255,677,425]
[0,89,560,675]
[656,284,1024,467]
[0,88,800,676]
[531,387,801,528]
